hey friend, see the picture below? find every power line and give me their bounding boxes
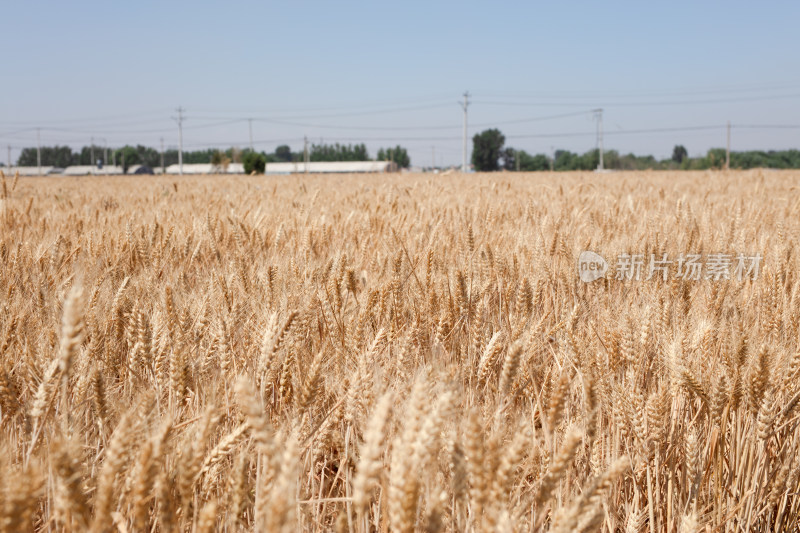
[478,110,593,127]
[734,124,800,129]
[0,118,249,139]
[474,92,800,108]
[0,109,172,126]
[243,118,460,131]
[188,97,455,116]
[480,80,800,100]
[215,125,728,143]
[502,125,725,141]
[232,109,594,132]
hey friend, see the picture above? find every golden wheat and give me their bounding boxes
[0,170,798,531]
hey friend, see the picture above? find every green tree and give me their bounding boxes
[706,148,727,169]
[182,149,215,164]
[577,149,600,170]
[113,146,141,173]
[18,146,76,167]
[604,150,621,169]
[471,129,505,171]
[242,151,266,174]
[77,146,94,165]
[310,143,370,162]
[377,145,410,168]
[275,145,292,162]
[516,150,550,171]
[554,150,578,170]
[672,145,688,164]
[501,148,516,171]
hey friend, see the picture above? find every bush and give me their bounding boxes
[243,152,266,174]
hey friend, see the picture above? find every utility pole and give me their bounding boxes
[726,121,731,170]
[593,108,604,171]
[173,106,184,175]
[516,148,520,172]
[160,137,165,174]
[248,118,254,152]
[550,146,555,171]
[432,145,435,170]
[304,136,309,174]
[91,137,95,167]
[460,91,470,172]
[104,141,108,171]
[7,145,11,169]
[36,128,41,176]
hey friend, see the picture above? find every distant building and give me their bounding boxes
[265,161,397,174]
[62,165,124,176]
[164,161,397,175]
[165,163,245,175]
[4,166,60,176]
[5,160,399,176]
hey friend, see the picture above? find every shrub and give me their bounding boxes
[243,151,266,174]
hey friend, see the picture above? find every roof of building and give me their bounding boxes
[62,166,124,175]
[162,161,396,175]
[4,166,59,176]
[265,161,395,174]
[165,163,245,174]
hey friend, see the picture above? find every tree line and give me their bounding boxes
[9,143,411,173]
[8,134,799,172]
[471,128,800,171]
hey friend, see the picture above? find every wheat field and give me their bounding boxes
[0,169,799,532]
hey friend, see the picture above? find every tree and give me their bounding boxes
[17,146,76,167]
[706,148,727,169]
[501,148,516,171]
[577,149,600,170]
[242,151,266,174]
[210,150,231,173]
[113,146,141,173]
[275,145,292,162]
[554,150,578,171]
[377,145,410,168]
[516,150,550,171]
[672,145,688,164]
[310,143,370,162]
[471,129,505,171]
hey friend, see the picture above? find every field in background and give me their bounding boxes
[1,170,799,532]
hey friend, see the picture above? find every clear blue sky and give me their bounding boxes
[2,0,799,167]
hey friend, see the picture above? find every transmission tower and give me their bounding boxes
[460,91,470,172]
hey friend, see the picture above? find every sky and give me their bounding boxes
[1,0,799,167]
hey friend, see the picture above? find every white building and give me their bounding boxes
[3,166,59,176]
[62,165,124,176]
[265,161,397,174]
[165,163,245,175]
